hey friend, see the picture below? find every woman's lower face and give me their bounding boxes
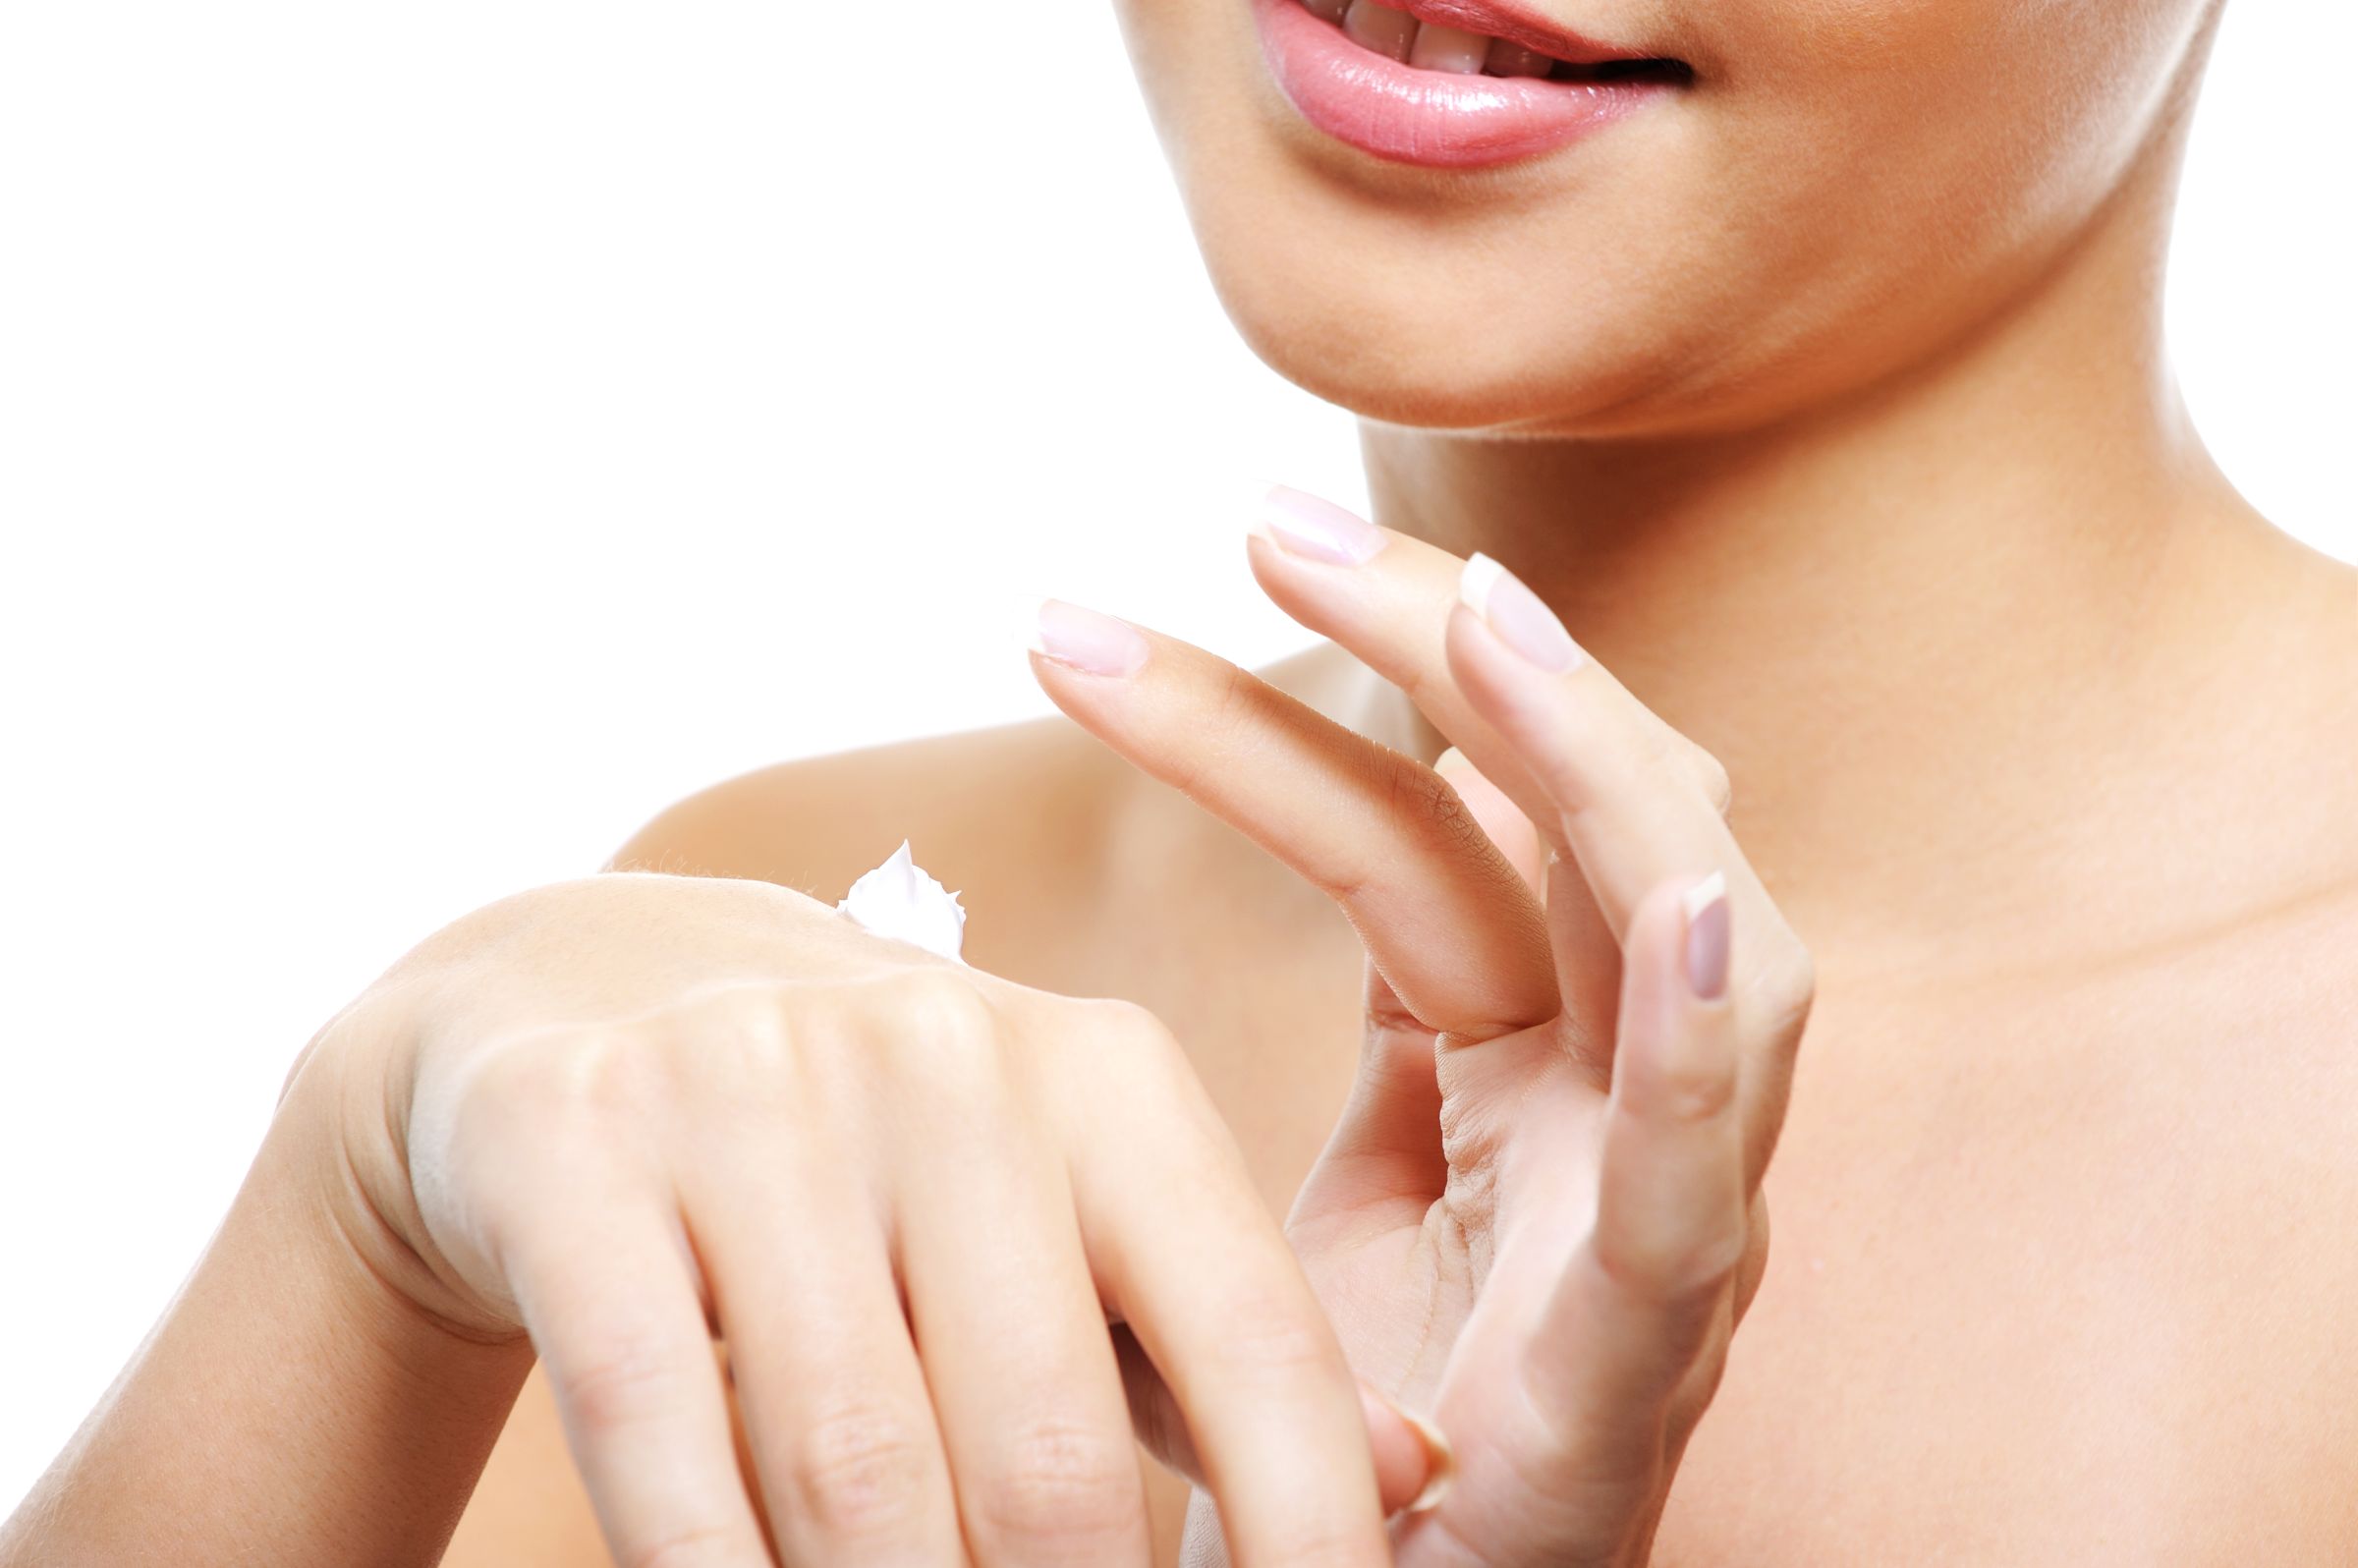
[1114,0,2220,438]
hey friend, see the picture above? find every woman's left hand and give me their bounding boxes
[1031,488,1816,1567]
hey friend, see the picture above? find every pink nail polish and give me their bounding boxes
[1459,554,1584,674]
[1681,871,1731,1000]
[1030,599,1150,677]
[1253,485,1387,566]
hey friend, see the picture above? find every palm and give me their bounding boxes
[1040,507,1811,1567]
[1291,940,1683,1563]
[1293,1015,1594,1392]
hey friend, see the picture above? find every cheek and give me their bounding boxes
[1729,0,2197,212]
[1683,0,2207,345]
[1112,0,1258,167]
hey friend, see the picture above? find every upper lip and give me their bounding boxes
[1377,0,1661,68]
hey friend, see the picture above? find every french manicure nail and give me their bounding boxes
[1681,870,1731,1000]
[1029,598,1150,677]
[1401,1406,1455,1513]
[1459,553,1585,673]
[1253,485,1387,566]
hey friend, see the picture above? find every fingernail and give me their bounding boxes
[1433,746,1471,775]
[1681,870,1731,1000]
[1359,1380,1455,1515]
[1252,485,1387,566]
[1459,553,1584,674]
[1029,598,1150,678]
[1400,1407,1455,1513]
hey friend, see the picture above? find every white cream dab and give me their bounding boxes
[836,841,968,963]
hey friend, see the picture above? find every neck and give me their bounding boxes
[1356,116,2285,970]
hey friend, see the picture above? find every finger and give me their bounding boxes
[1524,875,1745,1453]
[1432,748,1543,894]
[1029,601,1555,1040]
[689,1147,964,1563]
[1245,489,1733,847]
[1445,552,1816,1177]
[894,1092,1151,1566]
[1116,1331,1447,1519]
[1435,749,1624,1081]
[1447,555,1749,941]
[1062,1038,1391,1568]
[1245,491,1724,1048]
[508,1204,772,1568]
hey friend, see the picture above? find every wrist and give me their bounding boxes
[3,1048,533,1568]
[281,991,518,1343]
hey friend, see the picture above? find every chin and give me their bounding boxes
[1185,194,1790,440]
[1212,277,1670,437]
[1122,0,2221,444]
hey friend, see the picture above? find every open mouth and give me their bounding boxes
[1253,0,1689,169]
[1295,0,1692,87]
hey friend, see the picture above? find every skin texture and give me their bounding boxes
[442,0,2358,1556]
[11,0,2358,1562]
[1119,0,2221,436]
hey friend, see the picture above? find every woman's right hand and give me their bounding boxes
[298,870,1417,1568]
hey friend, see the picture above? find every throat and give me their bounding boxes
[1352,390,2292,972]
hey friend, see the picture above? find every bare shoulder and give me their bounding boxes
[609,714,1106,888]
[602,644,1373,994]
[2157,532,2358,1014]
[2142,532,2358,1067]
[2164,529,2358,920]
[605,711,1157,977]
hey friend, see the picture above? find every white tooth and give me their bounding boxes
[1341,1,1419,62]
[1409,24,1492,75]
[1484,36,1554,76]
[1302,0,1350,21]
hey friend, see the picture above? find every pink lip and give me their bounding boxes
[1251,0,1676,170]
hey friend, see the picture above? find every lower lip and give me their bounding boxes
[1250,0,1668,170]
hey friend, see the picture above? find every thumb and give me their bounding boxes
[1357,1379,1455,1516]
[1118,1325,1451,1517]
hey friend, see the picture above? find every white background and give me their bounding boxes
[0,1,2350,1517]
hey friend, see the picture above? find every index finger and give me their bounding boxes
[1245,487,1735,889]
[1029,599,1556,1038]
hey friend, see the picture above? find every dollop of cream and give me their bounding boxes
[836,841,968,962]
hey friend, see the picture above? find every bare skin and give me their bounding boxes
[448,497,2358,1566]
[444,15,2358,1547]
[9,0,2353,1559]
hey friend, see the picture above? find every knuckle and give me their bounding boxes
[871,968,1002,1076]
[1255,1521,1382,1568]
[1036,996,1183,1088]
[552,1341,688,1435]
[676,981,795,1065]
[1648,1054,1740,1124]
[891,966,1000,1039]
[1536,700,1635,816]
[1076,995,1178,1055]
[1211,1300,1343,1388]
[792,1402,941,1538]
[1735,1200,1774,1315]
[974,1418,1142,1546]
[1593,1220,1743,1308]
[447,1027,639,1162]
[1691,747,1734,815]
[1404,756,1494,864]
[1748,938,1819,1037]
[623,1521,747,1568]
